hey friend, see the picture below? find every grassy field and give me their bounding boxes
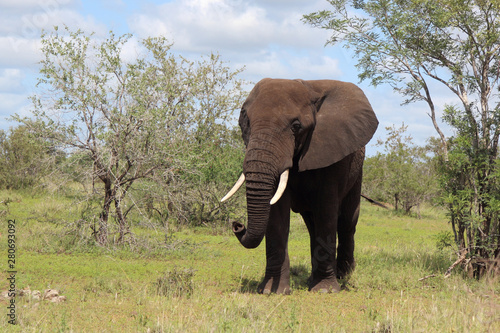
[0,190,499,332]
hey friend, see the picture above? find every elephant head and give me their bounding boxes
[222,79,378,249]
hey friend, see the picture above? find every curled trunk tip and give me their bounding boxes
[232,221,263,249]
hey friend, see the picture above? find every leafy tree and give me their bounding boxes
[17,27,246,245]
[143,125,246,231]
[304,0,500,275]
[363,123,438,214]
[0,125,57,190]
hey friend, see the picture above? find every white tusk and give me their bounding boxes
[270,169,289,205]
[221,173,245,202]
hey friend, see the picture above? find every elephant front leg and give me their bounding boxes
[259,240,290,295]
[259,193,291,295]
[304,211,341,293]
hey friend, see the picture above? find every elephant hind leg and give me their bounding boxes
[336,203,359,279]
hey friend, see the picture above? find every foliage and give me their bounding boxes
[363,123,438,214]
[437,133,500,276]
[16,27,246,245]
[0,125,58,190]
[129,125,245,233]
[151,126,246,229]
[435,230,455,251]
[304,0,500,276]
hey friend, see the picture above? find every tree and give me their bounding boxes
[363,123,438,214]
[18,27,246,245]
[0,125,55,190]
[144,125,246,231]
[304,0,500,275]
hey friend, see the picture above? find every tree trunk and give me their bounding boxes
[115,197,129,243]
[96,177,113,245]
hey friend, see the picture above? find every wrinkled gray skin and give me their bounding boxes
[230,79,378,294]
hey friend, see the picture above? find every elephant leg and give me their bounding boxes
[258,191,291,295]
[300,211,316,285]
[336,175,362,279]
[337,203,359,279]
[305,210,341,293]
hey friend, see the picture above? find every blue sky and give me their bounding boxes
[0,0,452,155]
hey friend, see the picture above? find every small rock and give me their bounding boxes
[43,289,59,300]
[0,288,66,303]
[18,287,31,297]
[43,289,66,303]
[32,290,42,300]
[50,295,67,303]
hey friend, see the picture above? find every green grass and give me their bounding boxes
[1,190,499,332]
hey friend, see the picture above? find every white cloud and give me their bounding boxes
[127,0,338,80]
[0,93,27,112]
[0,0,73,10]
[240,52,341,81]
[0,67,33,128]
[0,0,78,34]
[0,0,109,71]
[129,0,330,53]
[0,0,107,130]
[0,69,25,93]
[0,92,30,128]
[130,1,270,52]
[0,37,41,67]
[289,55,341,79]
[239,51,289,80]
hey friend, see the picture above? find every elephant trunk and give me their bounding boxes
[233,161,277,249]
[232,131,293,249]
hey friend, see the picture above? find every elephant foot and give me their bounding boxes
[336,259,356,280]
[308,277,340,293]
[258,276,290,295]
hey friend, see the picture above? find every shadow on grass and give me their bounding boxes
[290,263,310,290]
[238,263,311,293]
[238,263,357,293]
[237,249,451,294]
[239,278,260,294]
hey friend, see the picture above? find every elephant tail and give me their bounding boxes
[361,194,389,209]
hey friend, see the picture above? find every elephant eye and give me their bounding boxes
[291,120,302,134]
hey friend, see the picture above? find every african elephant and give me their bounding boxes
[221,78,378,294]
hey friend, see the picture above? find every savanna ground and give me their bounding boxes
[0,189,499,332]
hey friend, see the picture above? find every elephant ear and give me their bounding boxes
[297,80,378,172]
[239,108,250,147]
[238,80,264,147]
